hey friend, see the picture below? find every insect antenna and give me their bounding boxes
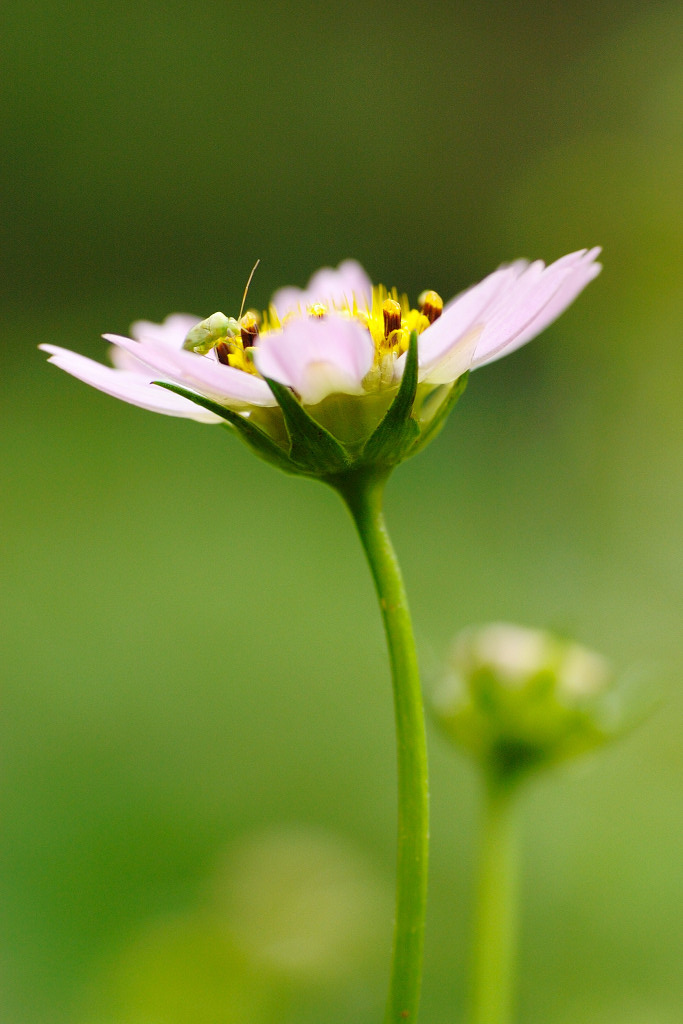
[239,259,261,320]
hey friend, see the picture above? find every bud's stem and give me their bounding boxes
[471,778,520,1024]
[334,469,429,1024]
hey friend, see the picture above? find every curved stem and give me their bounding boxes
[471,779,520,1024]
[335,470,429,1024]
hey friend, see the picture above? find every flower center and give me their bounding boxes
[183,285,443,387]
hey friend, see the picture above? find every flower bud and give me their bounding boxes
[431,623,624,786]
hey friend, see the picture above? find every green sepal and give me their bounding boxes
[360,331,420,467]
[152,382,297,474]
[409,371,469,458]
[264,377,352,475]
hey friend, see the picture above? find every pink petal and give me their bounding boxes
[471,248,602,367]
[415,326,483,385]
[111,313,202,372]
[474,248,602,367]
[417,266,523,377]
[417,248,602,382]
[130,313,203,347]
[307,259,373,308]
[104,335,276,410]
[271,259,373,317]
[40,345,222,422]
[254,315,375,406]
[268,286,305,318]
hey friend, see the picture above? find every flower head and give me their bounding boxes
[41,250,601,479]
[431,623,628,786]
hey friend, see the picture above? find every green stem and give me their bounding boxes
[471,779,520,1024]
[334,469,429,1024]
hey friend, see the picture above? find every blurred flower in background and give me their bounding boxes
[213,826,390,984]
[431,625,656,1024]
[431,622,640,785]
[81,827,390,1024]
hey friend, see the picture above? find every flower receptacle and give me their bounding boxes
[156,332,469,483]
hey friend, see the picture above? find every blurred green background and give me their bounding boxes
[2,1,682,1021]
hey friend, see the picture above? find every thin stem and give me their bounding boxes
[471,779,520,1024]
[335,470,429,1024]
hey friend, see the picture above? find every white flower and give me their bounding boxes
[40,249,601,468]
[456,623,554,687]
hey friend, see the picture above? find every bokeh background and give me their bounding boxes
[2,1,682,1021]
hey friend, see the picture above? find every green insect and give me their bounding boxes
[182,311,240,354]
[183,260,261,355]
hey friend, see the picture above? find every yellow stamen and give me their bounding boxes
[206,277,438,390]
[227,347,259,375]
[240,311,260,346]
[382,298,402,339]
[419,289,443,325]
[215,340,232,366]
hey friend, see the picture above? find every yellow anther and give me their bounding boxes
[307,303,327,318]
[387,328,409,354]
[382,298,402,339]
[240,311,260,346]
[418,289,443,325]
[227,347,259,375]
